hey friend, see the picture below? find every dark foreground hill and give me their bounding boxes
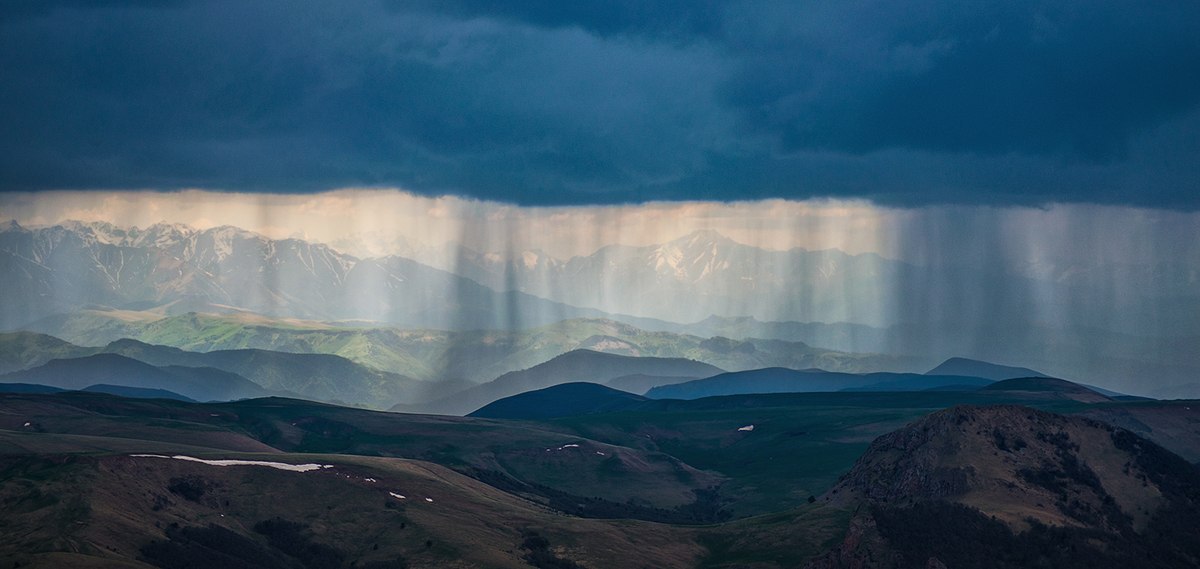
[806,405,1200,569]
[469,382,648,419]
[0,452,706,568]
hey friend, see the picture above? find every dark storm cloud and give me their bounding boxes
[1,0,1198,207]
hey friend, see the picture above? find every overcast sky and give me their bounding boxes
[2,1,1198,208]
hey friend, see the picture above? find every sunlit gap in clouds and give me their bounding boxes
[2,189,1196,393]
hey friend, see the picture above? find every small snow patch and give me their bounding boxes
[595,451,606,456]
[389,492,406,500]
[23,422,31,427]
[737,425,755,432]
[364,478,377,483]
[130,454,332,472]
[425,497,433,503]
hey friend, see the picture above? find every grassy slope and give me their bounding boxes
[0,452,706,569]
[0,393,723,514]
[0,332,96,375]
[541,391,1090,517]
[3,390,1198,568]
[0,390,1102,519]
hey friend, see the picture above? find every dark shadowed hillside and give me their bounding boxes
[469,382,648,419]
[410,350,723,415]
[1078,401,1200,463]
[0,452,706,568]
[925,357,1047,380]
[808,405,1200,568]
[102,338,428,408]
[646,368,992,399]
[0,354,270,402]
[982,377,1113,403]
[605,373,706,395]
[80,384,194,402]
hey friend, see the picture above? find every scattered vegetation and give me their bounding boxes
[166,477,208,502]
[873,500,1200,569]
[140,519,355,569]
[140,524,293,569]
[519,531,583,569]
[470,468,730,524]
[253,518,345,569]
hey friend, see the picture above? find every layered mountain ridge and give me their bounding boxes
[5,220,1198,395]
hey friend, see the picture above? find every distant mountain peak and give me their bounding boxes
[925,357,1047,381]
[142,221,196,232]
[669,228,736,248]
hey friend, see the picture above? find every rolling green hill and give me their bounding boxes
[0,331,95,375]
[0,354,270,402]
[0,332,436,409]
[413,350,723,415]
[26,311,924,382]
[101,339,430,408]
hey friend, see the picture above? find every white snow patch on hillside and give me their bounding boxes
[737,425,755,432]
[131,454,333,472]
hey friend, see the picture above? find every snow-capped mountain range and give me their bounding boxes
[1,220,918,329]
[1,220,1194,344]
[0,220,603,330]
